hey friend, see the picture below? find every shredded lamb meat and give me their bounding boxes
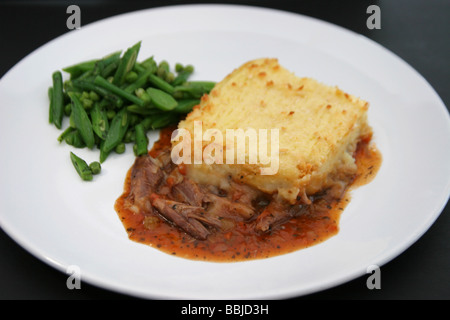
[124,143,346,240]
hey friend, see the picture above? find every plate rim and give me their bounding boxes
[0,4,449,299]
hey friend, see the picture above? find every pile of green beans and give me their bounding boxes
[48,41,215,181]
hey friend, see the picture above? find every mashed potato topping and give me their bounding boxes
[176,58,371,204]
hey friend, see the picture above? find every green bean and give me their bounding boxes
[134,88,151,105]
[70,152,93,181]
[127,114,137,126]
[57,126,74,143]
[134,123,148,156]
[133,63,146,74]
[69,111,76,128]
[63,80,80,94]
[146,87,178,111]
[64,103,72,116]
[51,71,64,129]
[148,73,175,94]
[140,117,153,131]
[63,59,98,79]
[141,56,157,71]
[172,65,194,86]
[134,58,157,74]
[76,70,95,81]
[173,99,200,114]
[97,98,110,109]
[94,75,146,107]
[91,103,109,140]
[72,79,124,108]
[113,41,141,86]
[48,87,53,123]
[65,129,86,148]
[101,61,119,78]
[123,129,135,143]
[92,51,122,77]
[94,132,101,148]
[49,41,219,183]
[68,92,95,149]
[151,112,179,129]
[173,81,216,99]
[127,104,156,116]
[100,108,130,162]
[99,141,110,163]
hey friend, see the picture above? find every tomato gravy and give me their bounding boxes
[115,128,381,262]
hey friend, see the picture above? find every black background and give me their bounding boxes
[0,0,449,301]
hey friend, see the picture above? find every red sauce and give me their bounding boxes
[114,129,381,262]
[148,126,176,158]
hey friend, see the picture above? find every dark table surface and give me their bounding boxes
[0,0,449,300]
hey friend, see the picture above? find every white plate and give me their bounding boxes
[0,4,449,300]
